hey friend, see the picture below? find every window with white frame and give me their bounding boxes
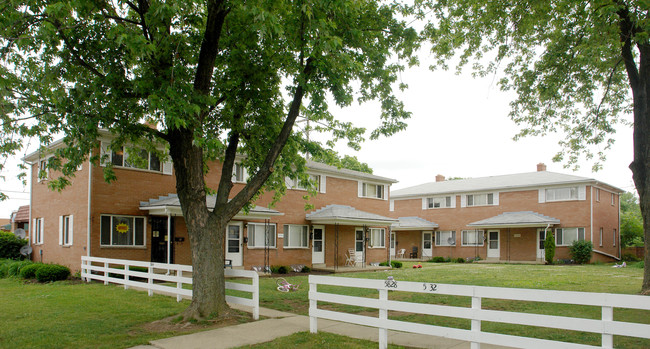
[435,231,456,246]
[461,230,484,246]
[611,193,615,206]
[466,193,494,207]
[111,147,163,172]
[427,196,452,209]
[599,227,603,247]
[369,228,385,248]
[232,163,246,183]
[285,174,320,191]
[60,215,73,246]
[613,229,617,247]
[38,159,49,182]
[546,186,579,201]
[555,227,585,246]
[248,223,276,248]
[100,215,145,246]
[596,188,600,201]
[33,218,44,244]
[361,182,384,199]
[283,224,308,248]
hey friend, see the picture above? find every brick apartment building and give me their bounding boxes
[389,163,622,263]
[24,130,396,271]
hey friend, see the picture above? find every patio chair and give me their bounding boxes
[396,249,406,258]
[345,248,356,267]
[409,246,418,259]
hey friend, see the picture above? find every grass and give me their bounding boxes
[235,331,411,349]
[0,278,191,349]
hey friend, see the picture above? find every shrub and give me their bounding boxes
[544,231,556,264]
[6,260,33,277]
[569,240,593,264]
[622,253,641,262]
[390,260,402,268]
[270,265,290,274]
[301,265,311,273]
[379,261,389,266]
[456,257,465,263]
[0,259,13,278]
[35,264,71,282]
[444,257,452,263]
[20,263,44,279]
[0,232,28,260]
[429,256,445,263]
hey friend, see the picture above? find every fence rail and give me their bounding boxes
[308,275,650,349]
[81,256,259,319]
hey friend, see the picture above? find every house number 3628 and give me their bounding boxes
[423,283,438,292]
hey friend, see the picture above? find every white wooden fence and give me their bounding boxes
[308,275,650,349]
[81,256,259,319]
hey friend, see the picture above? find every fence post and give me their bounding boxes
[148,264,153,296]
[309,278,317,333]
[176,269,183,302]
[602,306,613,348]
[124,262,129,290]
[471,295,481,349]
[252,272,260,320]
[379,288,388,349]
[104,262,109,285]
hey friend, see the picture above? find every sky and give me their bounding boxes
[0,57,637,219]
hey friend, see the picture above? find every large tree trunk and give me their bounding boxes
[168,127,229,318]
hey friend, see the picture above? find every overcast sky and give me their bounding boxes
[0,57,636,219]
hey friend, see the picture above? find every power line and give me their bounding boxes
[0,189,30,194]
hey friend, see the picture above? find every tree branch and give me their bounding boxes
[50,19,105,78]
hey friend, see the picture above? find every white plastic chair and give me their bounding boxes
[345,248,356,267]
[397,249,406,258]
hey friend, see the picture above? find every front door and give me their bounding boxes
[355,228,365,265]
[390,231,396,257]
[422,231,433,259]
[537,229,547,260]
[226,222,243,267]
[312,225,325,264]
[151,217,173,264]
[487,230,500,258]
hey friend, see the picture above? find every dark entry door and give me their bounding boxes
[151,217,173,263]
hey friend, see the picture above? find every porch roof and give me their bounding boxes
[139,194,283,220]
[467,211,560,229]
[392,216,438,231]
[305,204,397,226]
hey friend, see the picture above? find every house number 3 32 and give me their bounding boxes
[423,283,438,292]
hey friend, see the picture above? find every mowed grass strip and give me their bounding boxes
[236,331,411,349]
[0,278,189,349]
[255,262,649,348]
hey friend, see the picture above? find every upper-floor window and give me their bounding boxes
[546,186,578,201]
[111,147,162,172]
[285,174,320,191]
[232,163,246,183]
[247,223,276,248]
[461,230,484,246]
[466,193,494,207]
[369,228,385,248]
[38,158,49,182]
[361,182,384,199]
[435,231,456,246]
[595,188,600,201]
[555,227,585,246]
[283,224,308,248]
[611,193,615,206]
[100,215,145,247]
[427,196,452,209]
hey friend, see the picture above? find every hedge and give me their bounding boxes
[0,232,28,260]
[35,264,71,282]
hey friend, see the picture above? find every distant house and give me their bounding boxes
[10,205,30,233]
[390,163,622,263]
[23,130,396,271]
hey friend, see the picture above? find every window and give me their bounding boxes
[33,218,44,244]
[546,186,578,201]
[435,231,456,246]
[111,147,163,172]
[38,159,49,182]
[283,225,308,248]
[555,227,585,246]
[100,215,145,247]
[60,215,73,246]
[369,228,385,248]
[427,196,452,209]
[361,182,384,199]
[285,174,320,191]
[613,229,617,247]
[461,230,484,246]
[599,228,603,247]
[232,163,246,183]
[611,193,615,206]
[466,193,494,207]
[247,223,276,248]
[595,188,600,201]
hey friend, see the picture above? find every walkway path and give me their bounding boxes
[131,304,508,349]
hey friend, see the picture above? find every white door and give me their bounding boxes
[390,232,396,257]
[487,230,500,258]
[355,228,365,265]
[226,222,243,267]
[422,231,433,258]
[537,229,547,260]
[312,225,325,264]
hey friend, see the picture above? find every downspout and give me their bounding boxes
[618,192,621,259]
[167,212,171,264]
[590,186,594,245]
[87,154,92,257]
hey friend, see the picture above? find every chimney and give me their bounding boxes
[537,163,547,172]
[435,174,445,182]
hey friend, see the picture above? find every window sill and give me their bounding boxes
[359,196,386,201]
[461,245,484,247]
[60,244,73,248]
[368,246,386,249]
[100,245,147,249]
[282,247,309,250]
[247,247,277,250]
[544,199,579,203]
[101,164,170,176]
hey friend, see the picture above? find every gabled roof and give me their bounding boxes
[392,216,438,231]
[468,211,560,228]
[13,205,30,223]
[139,194,282,220]
[306,204,397,226]
[392,171,623,199]
[306,160,397,184]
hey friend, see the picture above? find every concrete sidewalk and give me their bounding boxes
[131,305,507,349]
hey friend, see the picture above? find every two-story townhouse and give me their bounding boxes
[24,130,396,271]
[390,164,622,263]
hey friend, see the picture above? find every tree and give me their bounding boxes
[311,149,374,174]
[621,191,644,247]
[0,0,421,318]
[425,0,650,294]
[544,230,555,265]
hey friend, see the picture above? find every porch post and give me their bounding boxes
[167,213,171,266]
